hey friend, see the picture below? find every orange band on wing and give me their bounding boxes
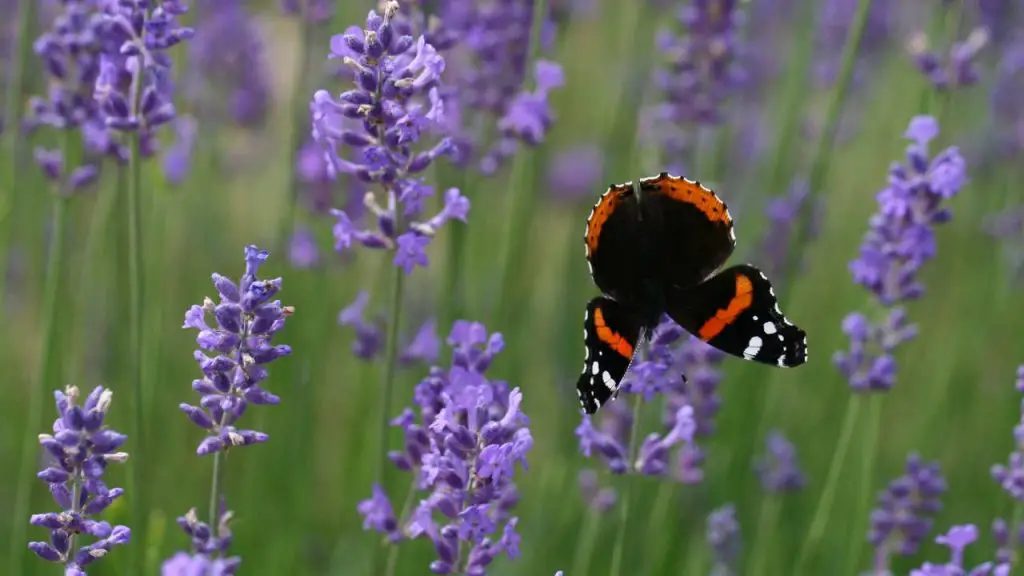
[646,173,731,224]
[697,274,753,341]
[585,186,627,255]
[593,307,634,359]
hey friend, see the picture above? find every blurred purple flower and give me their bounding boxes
[26,0,127,190]
[400,318,440,365]
[707,504,741,576]
[288,226,321,269]
[648,0,747,170]
[359,320,532,573]
[578,469,616,513]
[814,0,892,87]
[837,116,966,393]
[990,366,1024,500]
[758,179,822,284]
[180,245,293,455]
[546,144,604,203]
[28,386,131,572]
[94,0,194,157]
[186,0,270,128]
[868,453,947,569]
[312,1,469,274]
[164,504,241,574]
[909,524,1010,576]
[279,0,332,23]
[337,291,385,360]
[983,36,1024,163]
[991,517,1024,565]
[754,430,805,493]
[163,115,198,185]
[909,28,989,91]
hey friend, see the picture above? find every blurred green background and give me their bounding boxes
[2,0,1023,574]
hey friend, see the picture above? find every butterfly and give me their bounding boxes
[576,173,808,414]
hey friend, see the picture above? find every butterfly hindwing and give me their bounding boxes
[576,297,644,414]
[665,264,808,367]
[638,173,737,287]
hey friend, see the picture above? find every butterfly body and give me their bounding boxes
[577,173,808,414]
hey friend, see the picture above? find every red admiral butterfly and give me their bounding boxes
[577,173,808,414]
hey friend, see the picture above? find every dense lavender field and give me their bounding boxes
[1,0,1023,574]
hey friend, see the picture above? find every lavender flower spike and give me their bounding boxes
[180,245,293,455]
[28,386,131,573]
[312,1,469,274]
[162,505,241,575]
[868,453,947,571]
[910,524,1010,575]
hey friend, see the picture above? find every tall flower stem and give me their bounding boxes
[384,479,419,576]
[208,444,226,542]
[749,497,783,576]
[0,0,38,318]
[609,395,644,576]
[569,511,602,576]
[9,190,68,575]
[126,128,146,574]
[794,394,863,571]
[785,0,875,281]
[847,394,882,566]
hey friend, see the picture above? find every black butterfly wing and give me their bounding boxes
[666,264,808,367]
[584,183,644,301]
[576,296,645,414]
[637,173,737,288]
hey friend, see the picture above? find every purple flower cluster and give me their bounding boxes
[985,37,1024,162]
[94,0,194,157]
[868,453,947,568]
[990,366,1024,499]
[312,1,469,274]
[180,245,293,455]
[337,290,440,365]
[162,506,240,575]
[836,116,967,393]
[707,503,741,576]
[396,0,565,174]
[754,430,805,493]
[758,179,822,284]
[908,28,989,90]
[27,0,126,191]
[649,0,747,170]
[357,321,532,573]
[910,524,1010,575]
[185,0,270,128]
[28,386,131,574]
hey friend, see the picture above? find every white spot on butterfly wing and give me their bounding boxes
[763,321,777,335]
[591,362,599,376]
[742,336,763,360]
[601,371,616,391]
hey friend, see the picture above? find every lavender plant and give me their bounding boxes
[28,386,131,574]
[357,320,532,574]
[707,503,742,576]
[867,454,948,571]
[910,524,1010,575]
[168,245,292,570]
[908,27,989,90]
[312,1,468,272]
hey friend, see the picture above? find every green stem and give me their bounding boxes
[748,496,783,576]
[847,395,882,568]
[793,395,863,572]
[786,0,875,280]
[8,192,68,574]
[126,127,146,571]
[609,395,644,576]
[384,479,419,576]
[643,482,677,572]
[440,166,469,334]
[209,451,225,543]
[569,511,602,576]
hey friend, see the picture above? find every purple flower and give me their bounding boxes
[279,0,332,23]
[287,226,321,269]
[94,0,194,156]
[909,27,989,91]
[311,1,469,274]
[163,115,198,185]
[337,291,385,360]
[26,0,127,189]
[185,0,270,128]
[164,505,241,574]
[910,524,1010,576]
[754,430,805,493]
[180,245,292,455]
[577,469,617,513]
[991,517,1024,565]
[868,453,947,570]
[814,0,892,87]
[707,504,741,575]
[546,145,604,203]
[648,0,747,169]
[838,116,966,393]
[981,37,1024,165]
[759,179,822,284]
[990,366,1024,500]
[28,386,131,572]
[358,321,532,573]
